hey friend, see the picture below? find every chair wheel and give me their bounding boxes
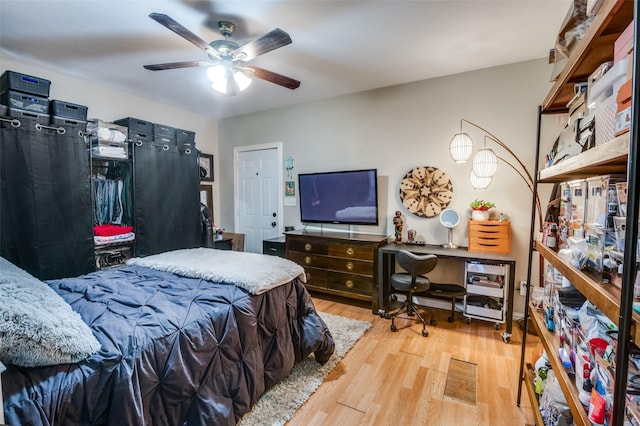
[422,329,429,337]
[448,316,455,323]
[391,324,397,332]
[465,318,471,324]
[430,319,436,326]
[384,313,391,320]
[494,323,500,330]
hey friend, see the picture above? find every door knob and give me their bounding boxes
[271,221,277,227]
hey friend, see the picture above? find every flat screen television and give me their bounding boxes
[298,168,379,225]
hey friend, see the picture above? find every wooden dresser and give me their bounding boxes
[285,230,388,310]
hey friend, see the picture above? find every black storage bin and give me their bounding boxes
[128,129,152,142]
[50,100,88,121]
[6,107,49,123]
[51,116,87,131]
[0,70,51,97]
[154,135,177,145]
[153,123,176,139]
[114,117,153,134]
[1,90,49,114]
[176,128,195,144]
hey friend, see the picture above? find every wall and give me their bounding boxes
[0,56,221,223]
[218,58,562,316]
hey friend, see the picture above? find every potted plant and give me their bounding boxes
[470,199,495,221]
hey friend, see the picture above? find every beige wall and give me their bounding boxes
[0,55,221,222]
[218,58,562,316]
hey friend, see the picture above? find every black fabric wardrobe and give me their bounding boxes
[132,139,200,256]
[0,118,94,280]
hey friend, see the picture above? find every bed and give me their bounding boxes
[1,248,335,425]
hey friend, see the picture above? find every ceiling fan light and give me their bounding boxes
[211,80,228,94]
[207,64,226,82]
[472,149,498,178]
[233,71,252,91]
[469,169,492,189]
[449,132,473,163]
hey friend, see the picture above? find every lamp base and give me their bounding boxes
[441,242,458,249]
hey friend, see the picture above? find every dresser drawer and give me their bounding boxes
[328,243,374,261]
[327,272,373,296]
[288,238,328,255]
[303,267,327,289]
[327,257,373,276]
[288,251,328,269]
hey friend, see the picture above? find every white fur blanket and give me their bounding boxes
[127,248,306,295]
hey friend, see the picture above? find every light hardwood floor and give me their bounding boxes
[288,297,539,426]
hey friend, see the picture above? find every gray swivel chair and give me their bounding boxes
[388,250,438,337]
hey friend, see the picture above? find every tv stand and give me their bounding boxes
[285,229,388,313]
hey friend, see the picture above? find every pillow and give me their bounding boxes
[0,257,101,367]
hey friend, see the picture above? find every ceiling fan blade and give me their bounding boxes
[233,28,292,62]
[143,61,213,71]
[149,13,220,59]
[244,66,300,90]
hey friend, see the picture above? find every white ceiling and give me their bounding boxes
[0,0,570,120]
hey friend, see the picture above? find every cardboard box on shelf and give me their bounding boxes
[614,20,634,64]
[615,79,632,136]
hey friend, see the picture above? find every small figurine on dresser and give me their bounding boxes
[393,210,403,243]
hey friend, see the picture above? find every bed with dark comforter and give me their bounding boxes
[2,250,334,425]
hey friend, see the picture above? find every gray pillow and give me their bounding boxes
[0,257,101,367]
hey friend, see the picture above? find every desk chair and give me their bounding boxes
[387,250,437,337]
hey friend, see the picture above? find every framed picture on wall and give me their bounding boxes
[198,152,214,182]
[200,184,214,223]
[285,181,295,196]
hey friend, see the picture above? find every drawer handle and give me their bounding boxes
[304,243,312,252]
[346,261,354,271]
[345,279,354,289]
[269,248,277,252]
[306,272,311,281]
[346,247,354,256]
[305,256,311,265]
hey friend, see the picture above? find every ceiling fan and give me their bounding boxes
[143,13,300,95]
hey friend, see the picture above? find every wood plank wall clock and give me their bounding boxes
[399,166,453,218]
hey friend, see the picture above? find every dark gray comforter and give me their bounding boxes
[3,265,334,425]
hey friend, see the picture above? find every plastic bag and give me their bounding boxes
[539,370,573,425]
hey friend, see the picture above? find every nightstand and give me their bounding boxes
[213,237,233,250]
[263,236,286,257]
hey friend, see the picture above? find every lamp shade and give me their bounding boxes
[472,149,498,177]
[449,132,473,163]
[469,169,492,189]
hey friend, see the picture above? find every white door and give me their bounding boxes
[234,143,283,253]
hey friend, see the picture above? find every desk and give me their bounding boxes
[376,243,516,343]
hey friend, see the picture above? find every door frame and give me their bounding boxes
[233,142,284,239]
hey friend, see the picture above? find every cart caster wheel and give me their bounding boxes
[391,324,397,332]
[384,313,391,320]
[503,335,511,343]
[465,318,471,324]
[430,319,437,326]
[494,323,500,330]
[447,316,455,323]
[422,329,429,337]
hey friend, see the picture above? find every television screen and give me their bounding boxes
[298,169,379,225]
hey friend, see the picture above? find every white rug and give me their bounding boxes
[238,312,371,426]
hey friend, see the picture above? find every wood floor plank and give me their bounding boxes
[288,297,536,425]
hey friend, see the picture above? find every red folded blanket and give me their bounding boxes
[94,224,134,236]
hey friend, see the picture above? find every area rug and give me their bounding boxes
[238,312,371,426]
[444,358,477,405]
